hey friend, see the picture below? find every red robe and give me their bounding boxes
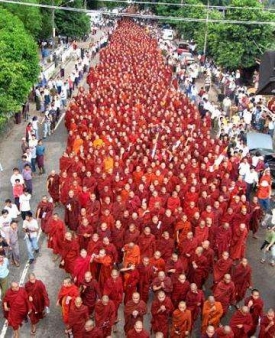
[124,299,147,333]
[213,258,233,284]
[230,227,248,261]
[103,276,124,316]
[136,263,154,303]
[25,280,50,325]
[229,309,253,338]
[123,269,140,304]
[171,280,190,307]
[81,326,104,338]
[60,238,79,274]
[244,296,264,336]
[137,233,156,258]
[151,296,174,337]
[64,197,80,231]
[214,227,232,258]
[215,327,234,337]
[232,263,252,303]
[93,255,113,292]
[188,254,208,289]
[47,217,66,255]
[36,201,53,232]
[3,287,31,330]
[95,300,116,337]
[213,281,235,315]
[186,289,205,322]
[73,255,91,286]
[47,174,60,202]
[57,284,79,324]
[259,314,275,338]
[68,303,89,338]
[80,279,101,315]
[156,237,175,261]
[77,224,93,250]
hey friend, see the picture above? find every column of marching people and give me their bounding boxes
[2,20,275,338]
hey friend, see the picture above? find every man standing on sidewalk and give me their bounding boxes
[0,254,9,298]
[22,211,39,264]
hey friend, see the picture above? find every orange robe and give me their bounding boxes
[170,309,192,338]
[201,300,223,333]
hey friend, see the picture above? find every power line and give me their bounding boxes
[0,0,275,25]
[101,0,275,12]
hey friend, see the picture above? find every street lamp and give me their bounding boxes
[52,0,74,52]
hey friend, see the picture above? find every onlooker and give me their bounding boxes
[19,188,31,220]
[261,225,275,267]
[22,211,39,264]
[36,139,46,175]
[0,254,9,298]
[4,199,20,221]
[8,221,20,267]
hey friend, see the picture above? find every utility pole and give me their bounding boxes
[52,0,56,52]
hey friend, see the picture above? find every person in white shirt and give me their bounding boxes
[244,166,259,200]
[10,168,24,187]
[0,210,12,241]
[4,199,20,221]
[19,189,31,220]
[239,158,250,178]
[22,211,39,264]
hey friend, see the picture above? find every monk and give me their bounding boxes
[103,269,124,320]
[60,232,79,275]
[25,273,50,335]
[91,249,113,291]
[137,257,154,303]
[137,227,156,258]
[201,296,223,333]
[232,258,252,303]
[229,306,253,338]
[56,277,79,328]
[94,295,116,337]
[73,249,92,286]
[259,308,275,338]
[150,251,166,276]
[3,282,32,338]
[47,213,66,260]
[171,274,190,308]
[79,271,101,315]
[121,264,140,305]
[214,223,232,258]
[215,325,234,338]
[230,223,248,261]
[244,288,264,336]
[213,251,233,286]
[81,319,104,338]
[175,214,191,243]
[67,297,89,338]
[170,301,192,338]
[178,232,198,271]
[186,283,205,323]
[214,274,235,315]
[127,320,150,338]
[124,292,147,334]
[35,195,53,232]
[64,190,80,231]
[188,246,208,289]
[165,253,185,283]
[152,271,173,296]
[151,291,174,337]
[47,170,60,204]
[77,218,93,250]
[156,231,175,261]
[123,242,141,267]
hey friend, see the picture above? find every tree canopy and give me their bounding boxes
[55,0,90,38]
[0,8,40,114]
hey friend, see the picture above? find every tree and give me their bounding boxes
[1,0,42,39]
[55,0,90,38]
[207,0,275,68]
[0,9,40,114]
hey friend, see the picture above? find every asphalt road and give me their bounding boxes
[0,32,274,338]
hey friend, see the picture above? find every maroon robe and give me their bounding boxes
[214,281,235,315]
[60,238,79,274]
[47,217,66,255]
[64,197,80,231]
[103,276,124,317]
[244,296,264,336]
[68,303,89,338]
[186,289,205,322]
[80,279,101,315]
[47,174,60,203]
[77,224,94,250]
[94,299,116,337]
[229,309,253,338]
[171,279,190,307]
[151,296,174,337]
[232,263,252,303]
[25,280,50,325]
[137,233,156,258]
[124,299,147,333]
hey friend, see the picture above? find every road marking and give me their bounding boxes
[54,112,66,131]
[0,228,42,338]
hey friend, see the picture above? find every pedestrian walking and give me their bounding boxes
[36,139,46,175]
[8,221,20,267]
[0,254,9,298]
[22,211,39,264]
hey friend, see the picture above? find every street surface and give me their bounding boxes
[0,29,274,338]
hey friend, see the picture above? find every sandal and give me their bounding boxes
[31,329,36,335]
[260,259,265,264]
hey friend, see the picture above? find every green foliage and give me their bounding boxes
[207,0,275,68]
[55,0,90,38]
[0,9,40,114]
[1,0,42,39]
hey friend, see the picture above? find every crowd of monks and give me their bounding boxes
[42,20,275,337]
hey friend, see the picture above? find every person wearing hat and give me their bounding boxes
[261,225,275,266]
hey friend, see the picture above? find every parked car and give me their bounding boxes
[247,132,275,184]
[178,52,195,65]
[162,29,174,40]
[177,41,190,55]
